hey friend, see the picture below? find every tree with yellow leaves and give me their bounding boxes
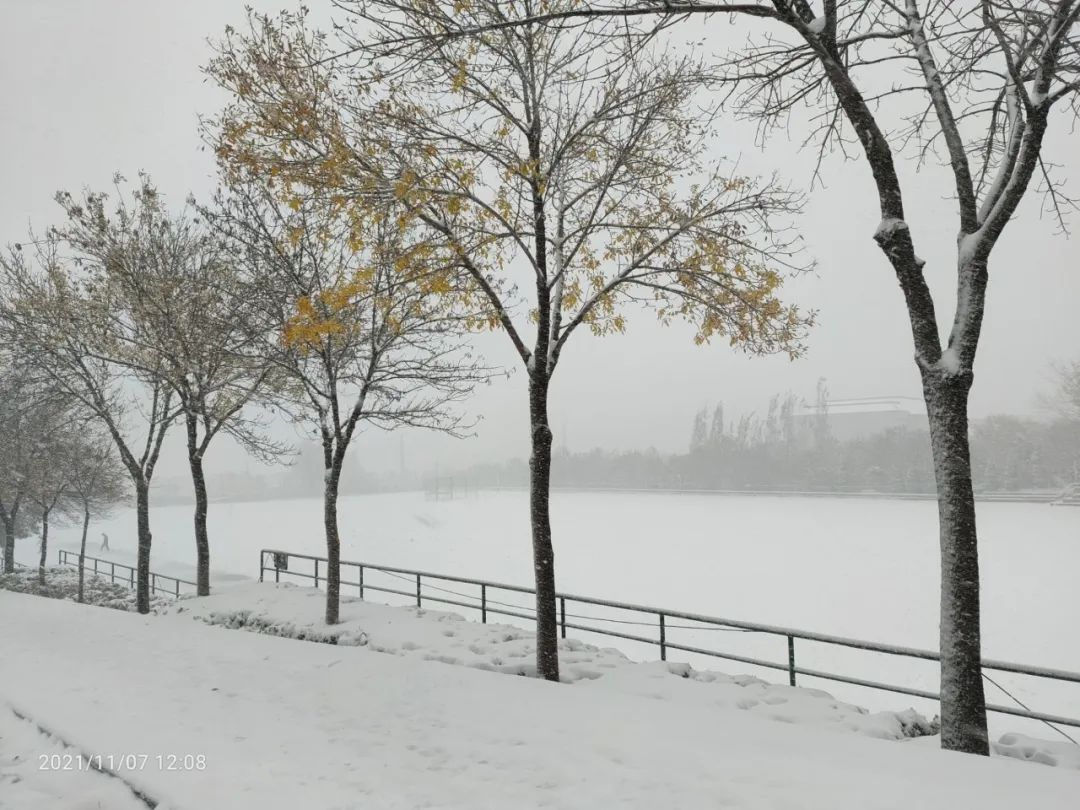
[205,173,489,624]
[343,0,1080,755]
[207,0,812,677]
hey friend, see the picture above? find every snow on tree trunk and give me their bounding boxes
[324,461,343,625]
[37,507,50,586]
[135,481,152,615]
[528,371,560,682]
[187,416,212,596]
[923,370,989,756]
[876,212,992,755]
[78,504,90,604]
[2,515,14,574]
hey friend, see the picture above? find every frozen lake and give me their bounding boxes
[29,489,1080,737]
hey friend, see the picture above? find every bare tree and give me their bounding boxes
[1046,358,1080,492]
[60,174,286,597]
[0,359,33,573]
[0,359,70,573]
[66,436,127,603]
[25,424,85,585]
[208,0,811,679]
[1,225,179,614]
[1049,359,1080,423]
[207,177,489,624]
[381,0,1080,752]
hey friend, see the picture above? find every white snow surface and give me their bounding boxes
[0,703,147,810]
[874,217,909,240]
[993,732,1080,769]
[179,582,940,741]
[937,345,962,374]
[2,589,1079,810]
[27,490,1080,739]
[957,230,983,266]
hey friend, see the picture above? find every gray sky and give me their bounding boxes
[3,0,1078,484]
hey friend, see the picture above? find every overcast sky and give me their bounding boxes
[3,0,1078,485]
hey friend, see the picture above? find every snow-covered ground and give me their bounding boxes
[21,489,1080,736]
[2,588,1079,809]
[179,582,941,742]
[0,703,149,810]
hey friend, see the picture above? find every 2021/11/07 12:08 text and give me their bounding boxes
[38,753,207,772]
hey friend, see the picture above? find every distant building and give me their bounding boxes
[796,396,927,442]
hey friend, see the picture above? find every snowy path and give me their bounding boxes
[2,591,1078,808]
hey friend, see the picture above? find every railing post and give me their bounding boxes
[152,574,157,595]
[358,565,364,599]
[314,559,319,589]
[659,613,667,662]
[175,579,180,598]
[130,569,134,588]
[111,563,115,584]
[416,573,422,607]
[93,559,98,576]
[787,635,796,686]
[481,584,487,623]
[259,551,265,583]
[560,596,567,639]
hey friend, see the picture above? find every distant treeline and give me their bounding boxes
[462,397,1080,495]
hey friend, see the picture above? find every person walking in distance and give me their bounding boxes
[100,532,110,552]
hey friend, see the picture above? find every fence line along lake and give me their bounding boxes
[35,489,1080,736]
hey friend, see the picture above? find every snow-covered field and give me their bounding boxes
[23,489,1080,737]
[2,587,1079,809]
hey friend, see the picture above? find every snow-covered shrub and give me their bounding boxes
[0,566,171,613]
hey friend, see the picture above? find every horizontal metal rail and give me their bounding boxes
[58,550,197,599]
[259,548,1080,732]
[484,485,1065,504]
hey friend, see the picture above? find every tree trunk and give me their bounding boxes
[186,416,211,596]
[528,372,560,682]
[135,480,152,614]
[324,460,343,625]
[38,507,50,586]
[2,515,14,574]
[923,371,989,755]
[78,504,90,604]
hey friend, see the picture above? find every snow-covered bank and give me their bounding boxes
[177,583,1080,767]
[0,565,172,613]
[2,590,1079,809]
[24,489,1080,735]
[179,582,940,742]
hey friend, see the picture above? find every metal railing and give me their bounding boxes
[259,548,1080,735]
[484,485,1067,504]
[58,550,197,599]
